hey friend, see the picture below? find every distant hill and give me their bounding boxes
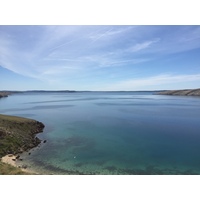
[157,88,200,96]
[23,90,76,93]
[0,90,76,99]
[0,90,76,95]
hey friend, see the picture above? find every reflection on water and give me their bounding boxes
[1,92,200,174]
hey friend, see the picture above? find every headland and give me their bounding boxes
[0,92,45,175]
[157,88,200,96]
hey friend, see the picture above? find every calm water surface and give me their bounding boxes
[1,92,200,174]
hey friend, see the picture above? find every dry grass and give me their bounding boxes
[0,160,31,175]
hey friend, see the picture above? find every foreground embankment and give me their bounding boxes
[157,88,200,96]
[0,114,45,174]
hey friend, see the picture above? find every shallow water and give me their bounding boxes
[1,91,200,174]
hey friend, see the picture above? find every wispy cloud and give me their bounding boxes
[128,38,160,52]
[89,26,134,42]
[1,25,200,90]
[104,74,200,91]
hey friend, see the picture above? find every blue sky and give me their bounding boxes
[0,25,200,91]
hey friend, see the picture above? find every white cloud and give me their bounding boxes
[105,74,200,91]
[1,25,200,91]
[89,26,134,42]
[128,38,160,52]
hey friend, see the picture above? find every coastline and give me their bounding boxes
[1,89,200,175]
[0,114,45,175]
[1,154,37,174]
[157,88,200,96]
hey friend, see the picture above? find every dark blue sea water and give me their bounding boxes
[1,91,200,174]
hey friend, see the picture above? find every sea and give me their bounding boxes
[1,91,200,175]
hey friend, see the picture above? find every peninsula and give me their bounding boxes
[157,88,200,96]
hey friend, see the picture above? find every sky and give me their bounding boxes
[0,25,200,91]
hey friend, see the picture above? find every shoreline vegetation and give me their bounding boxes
[0,91,45,174]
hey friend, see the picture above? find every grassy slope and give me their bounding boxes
[0,114,44,175]
[0,114,44,157]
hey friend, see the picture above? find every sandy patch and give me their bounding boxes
[1,154,37,174]
[1,154,17,166]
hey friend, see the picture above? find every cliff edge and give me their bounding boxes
[0,114,45,158]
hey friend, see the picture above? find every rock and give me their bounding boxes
[43,140,47,143]
[21,165,28,169]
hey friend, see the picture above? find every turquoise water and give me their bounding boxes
[1,92,200,174]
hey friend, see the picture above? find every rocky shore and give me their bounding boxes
[0,114,45,174]
[157,88,200,96]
